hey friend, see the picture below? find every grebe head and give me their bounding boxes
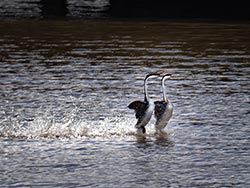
[162,73,171,81]
[144,72,160,81]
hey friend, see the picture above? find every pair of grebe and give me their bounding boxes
[128,72,174,136]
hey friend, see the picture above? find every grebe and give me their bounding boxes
[128,73,160,135]
[154,74,174,136]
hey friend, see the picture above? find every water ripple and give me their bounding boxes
[0,20,250,187]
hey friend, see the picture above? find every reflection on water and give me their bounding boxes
[0,0,110,18]
[0,20,250,187]
[135,135,174,150]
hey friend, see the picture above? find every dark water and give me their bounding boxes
[0,20,250,187]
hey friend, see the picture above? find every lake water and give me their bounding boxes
[0,19,250,187]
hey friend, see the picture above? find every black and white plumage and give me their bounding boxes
[154,74,174,135]
[128,73,159,134]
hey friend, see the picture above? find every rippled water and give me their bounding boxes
[0,0,109,18]
[1,20,250,187]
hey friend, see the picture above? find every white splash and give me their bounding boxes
[0,113,138,139]
[0,104,174,139]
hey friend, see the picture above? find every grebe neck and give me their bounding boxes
[161,75,171,102]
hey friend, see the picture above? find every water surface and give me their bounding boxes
[0,20,250,187]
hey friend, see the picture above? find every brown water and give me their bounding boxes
[0,19,250,187]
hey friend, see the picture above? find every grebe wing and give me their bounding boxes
[128,100,146,110]
[128,100,148,119]
[154,101,167,120]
